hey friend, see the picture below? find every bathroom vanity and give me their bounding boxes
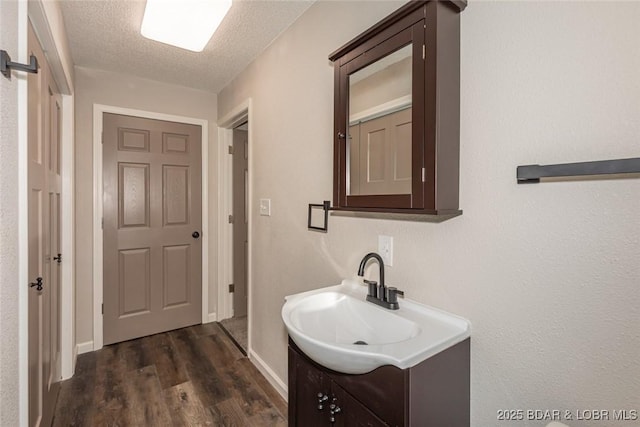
[282,279,471,426]
[288,338,470,427]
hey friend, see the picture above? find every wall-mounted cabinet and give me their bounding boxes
[288,339,470,426]
[330,1,466,218]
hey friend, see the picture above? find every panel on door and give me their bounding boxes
[289,346,331,427]
[163,244,191,308]
[331,382,387,427]
[103,114,202,345]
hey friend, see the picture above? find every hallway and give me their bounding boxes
[52,323,287,426]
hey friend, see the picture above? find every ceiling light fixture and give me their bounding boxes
[141,0,232,52]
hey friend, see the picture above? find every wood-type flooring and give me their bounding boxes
[52,323,287,426]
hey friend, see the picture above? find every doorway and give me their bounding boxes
[220,121,249,353]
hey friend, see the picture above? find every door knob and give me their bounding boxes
[192,231,200,239]
[30,277,43,291]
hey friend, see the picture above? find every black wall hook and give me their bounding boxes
[1,50,38,79]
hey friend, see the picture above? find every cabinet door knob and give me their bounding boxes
[329,399,341,423]
[317,392,329,410]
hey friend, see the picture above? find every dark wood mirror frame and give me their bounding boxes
[329,0,466,218]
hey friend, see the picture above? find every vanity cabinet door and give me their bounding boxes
[331,382,388,427]
[289,346,331,427]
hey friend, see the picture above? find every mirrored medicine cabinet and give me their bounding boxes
[329,0,466,219]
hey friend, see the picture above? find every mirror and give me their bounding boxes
[329,0,465,217]
[348,44,412,196]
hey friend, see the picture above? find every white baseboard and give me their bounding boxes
[249,349,288,401]
[206,312,217,323]
[76,341,94,355]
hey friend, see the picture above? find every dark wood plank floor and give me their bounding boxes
[53,323,287,427]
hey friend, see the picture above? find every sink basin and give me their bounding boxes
[282,279,470,374]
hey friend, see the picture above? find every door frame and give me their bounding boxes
[19,2,76,424]
[217,99,253,353]
[92,104,209,351]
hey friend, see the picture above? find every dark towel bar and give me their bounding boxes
[517,157,640,183]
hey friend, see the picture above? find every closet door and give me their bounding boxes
[27,21,61,427]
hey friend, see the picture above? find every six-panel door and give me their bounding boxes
[103,113,202,345]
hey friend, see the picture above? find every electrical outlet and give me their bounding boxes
[378,235,393,266]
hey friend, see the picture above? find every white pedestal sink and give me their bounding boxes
[282,279,471,374]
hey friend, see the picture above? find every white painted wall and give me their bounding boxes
[0,1,22,424]
[74,66,218,346]
[218,1,640,425]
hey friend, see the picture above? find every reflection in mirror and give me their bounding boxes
[348,44,412,196]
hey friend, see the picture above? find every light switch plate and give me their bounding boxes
[378,235,393,266]
[259,199,271,216]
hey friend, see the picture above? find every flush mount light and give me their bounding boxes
[141,0,232,52]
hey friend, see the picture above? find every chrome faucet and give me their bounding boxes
[357,252,404,310]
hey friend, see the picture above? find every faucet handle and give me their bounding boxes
[386,287,404,304]
[363,279,378,298]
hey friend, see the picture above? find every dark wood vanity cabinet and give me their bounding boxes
[288,338,470,427]
[330,1,466,218]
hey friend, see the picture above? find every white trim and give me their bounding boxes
[92,104,209,351]
[206,312,217,323]
[60,94,75,379]
[216,127,233,321]
[349,94,412,125]
[28,0,76,383]
[201,117,210,326]
[18,1,30,424]
[249,350,288,401]
[92,106,103,350]
[27,0,73,94]
[76,341,94,356]
[217,99,253,357]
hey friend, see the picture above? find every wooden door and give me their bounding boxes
[27,22,61,427]
[232,129,248,317]
[331,382,387,427]
[103,114,202,345]
[289,346,331,427]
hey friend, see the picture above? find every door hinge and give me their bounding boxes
[101,303,104,314]
[228,145,234,155]
[101,132,104,144]
[229,284,235,293]
[422,44,426,60]
[422,167,426,182]
[101,218,104,229]
[228,214,234,224]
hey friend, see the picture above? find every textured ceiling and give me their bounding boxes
[60,0,314,93]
